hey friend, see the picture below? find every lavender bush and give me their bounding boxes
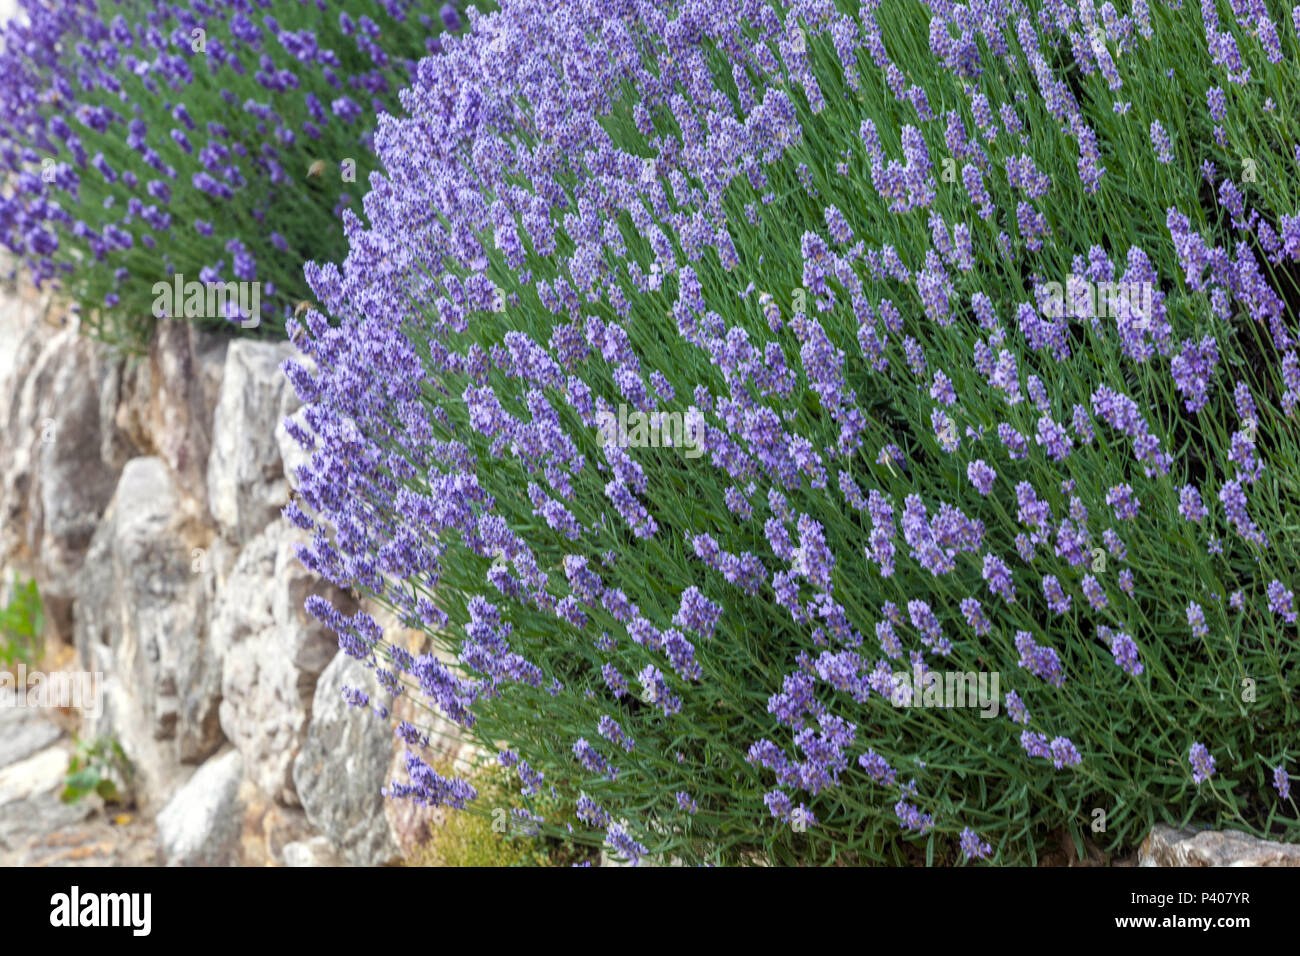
[0,0,468,349]
[284,0,1300,864]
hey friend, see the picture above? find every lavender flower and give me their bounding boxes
[1105,484,1140,520]
[637,665,682,716]
[1267,580,1297,624]
[1049,736,1082,769]
[1178,485,1208,522]
[230,0,1300,868]
[859,749,897,786]
[894,800,934,834]
[1015,631,1065,687]
[1189,743,1216,784]
[604,823,648,865]
[967,460,996,496]
[1005,691,1030,724]
[1149,120,1174,163]
[1041,575,1072,615]
[959,827,992,861]
[960,597,991,636]
[983,552,1017,603]
[1100,626,1143,676]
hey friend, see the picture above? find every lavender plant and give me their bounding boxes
[0,0,469,350]
[284,0,1300,864]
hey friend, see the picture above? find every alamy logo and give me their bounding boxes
[0,666,102,718]
[151,273,261,328]
[889,668,1000,717]
[595,404,704,459]
[49,887,151,936]
[1040,276,1152,328]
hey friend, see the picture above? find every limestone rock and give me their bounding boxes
[0,708,93,861]
[155,749,244,866]
[74,458,220,805]
[206,340,298,541]
[215,523,354,805]
[0,319,123,641]
[1139,824,1300,867]
[260,805,317,865]
[0,752,95,859]
[293,652,400,866]
[0,708,62,768]
[281,836,344,867]
[137,320,228,509]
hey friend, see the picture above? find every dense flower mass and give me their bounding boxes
[0,0,467,346]
[279,0,1300,864]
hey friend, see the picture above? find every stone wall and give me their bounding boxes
[0,272,454,866]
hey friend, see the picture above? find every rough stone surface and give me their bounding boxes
[282,836,344,867]
[0,708,62,767]
[1139,825,1300,867]
[215,523,354,804]
[0,707,92,861]
[0,764,97,860]
[207,340,298,542]
[293,652,401,866]
[208,526,279,655]
[0,739,73,808]
[133,320,228,509]
[0,313,125,641]
[0,267,463,866]
[271,528,351,677]
[0,697,158,868]
[155,749,244,866]
[74,458,220,804]
[260,805,317,865]
[10,816,159,867]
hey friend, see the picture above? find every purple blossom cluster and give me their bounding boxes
[1189,743,1216,784]
[1020,732,1081,770]
[1097,626,1143,677]
[1014,631,1065,687]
